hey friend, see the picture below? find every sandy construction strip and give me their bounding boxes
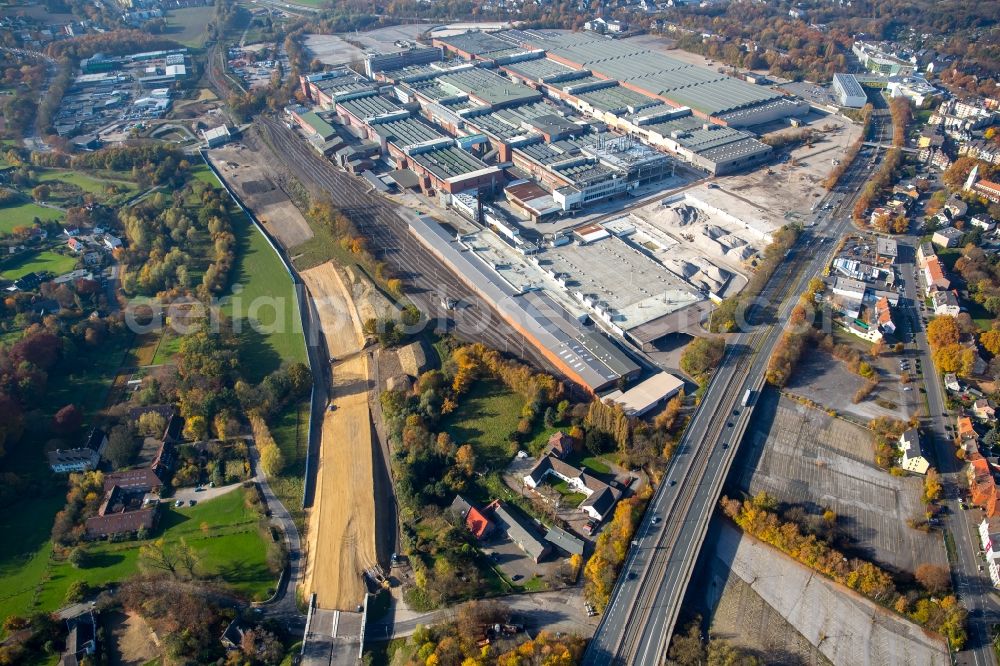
[300,262,378,610]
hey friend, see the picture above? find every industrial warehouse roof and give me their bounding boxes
[438,30,519,58]
[299,111,337,139]
[465,101,554,142]
[834,72,866,99]
[641,115,769,162]
[504,57,582,82]
[337,94,401,119]
[495,30,783,118]
[602,371,685,416]
[372,117,444,148]
[574,84,662,114]
[410,144,491,180]
[406,216,640,391]
[437,68,543,107]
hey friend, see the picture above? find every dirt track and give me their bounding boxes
[300,262,377,610]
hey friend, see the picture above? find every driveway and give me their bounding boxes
[170,482,241,505]
[368,588,599,641]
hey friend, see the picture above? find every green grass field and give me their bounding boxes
[191,163,222,187]
[1,488,276,624]
[165,6,217,48]
[0,202,64,235]
[269,399,310,529]
[224,210,307,382]
[443,380,525,470]
[0,250,78,280]
[38,169,136,199]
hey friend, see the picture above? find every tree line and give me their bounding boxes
[722,492,967,648]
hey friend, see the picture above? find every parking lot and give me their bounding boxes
[732,391,947,574]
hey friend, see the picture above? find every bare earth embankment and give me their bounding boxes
[300,262,377,610]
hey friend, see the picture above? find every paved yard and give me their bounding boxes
[730,391,947,575]
[786,346,916,422]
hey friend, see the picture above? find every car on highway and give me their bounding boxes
[627,571,637,580]
[652,515,661,524]
[668,479,676,487]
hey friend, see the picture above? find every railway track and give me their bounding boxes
[252,116,556,371]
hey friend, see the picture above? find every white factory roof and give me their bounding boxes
[601,371,684,416]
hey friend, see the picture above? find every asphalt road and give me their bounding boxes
[898,240,999,666]
[584,113,893,665]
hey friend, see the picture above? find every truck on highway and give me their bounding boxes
[741,389,754,407]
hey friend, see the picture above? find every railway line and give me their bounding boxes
[253,116,554,371]
[585,111,886,665]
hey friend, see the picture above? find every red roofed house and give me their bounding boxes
[968,454,1000,517]
[465,505,494,540]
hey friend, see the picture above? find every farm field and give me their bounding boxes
[0,249,77,279]
[165,6,217,48]
[1,488,276,624]
[0,202,64,234]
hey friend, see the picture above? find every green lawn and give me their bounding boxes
[38,169,136,199]
[0,250,77,280]
[547,478,587,506]
[165,6,217,48]
[223,210,307,382]
[443,380,525,470]
[150,329,183,366]
[26,488,276,618]
[0,202,64,234]
[269,399,310,529]
[45,332,132,419]
[191,163,222,187]
[0,495,65,621]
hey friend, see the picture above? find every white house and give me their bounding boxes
[899,429,930,474]
[523,455,619,521]
[932,226,963,248]
[972,216,997,232]
[979,517,1000,589]
[932,290,961,316]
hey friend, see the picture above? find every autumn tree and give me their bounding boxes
[52,404,83,434]
[916,563,952,595]
[927,316,961,349]
[680,336,726,382]
[924,468,943,503]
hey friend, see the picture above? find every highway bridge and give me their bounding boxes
[582,114,890,665]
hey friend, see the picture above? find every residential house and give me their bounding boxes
[972,216,997,232]
[61,611,97,666]
[917,241,937,268]
[67,237,83,252]
[979,516,1000,588]
[899,429,930,474]
[450,494,495,540]
[546,431,575,459]
[945,373,961,392]
[875,237,898,265]
[488,501,551,563]
[84,490,158,540]
[544,525,585,557]
[932,290,961,316]
[103,235,122,250]
[932,226,963,248]
[958,415,978,443]
[923,257,951,291]
[967,454,1000,516]
[48,428,106,473]
[103,467,163,494]
[523,455,620,521]
[873,296,895,336]
[974,399,997,422]
[82,251,101,267]
[220,618,249,651]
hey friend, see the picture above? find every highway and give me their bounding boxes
[583,113,891,665]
